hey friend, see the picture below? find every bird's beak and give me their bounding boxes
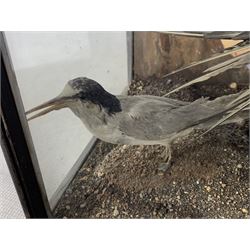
[25,95,74,121]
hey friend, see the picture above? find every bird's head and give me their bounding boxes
[26,77,122,121]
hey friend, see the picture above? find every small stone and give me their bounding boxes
[97,171,104,178]
[221,183,226,188]
[113,206,119,217]
[229,82,237,89]
[96,213,101,218]
[208,179,213,185]
[79,176,88,181]
[176,195,180,200]
[63,216,68,219]
[205,186,211,192]
[65,205,70,210]
[237,164,243,169]
[80,202,87,208]
[101,202,105,209]
[242,208,248,214]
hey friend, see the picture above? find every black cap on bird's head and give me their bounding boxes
[26,77,121,121]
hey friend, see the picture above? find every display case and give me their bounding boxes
[1,31,249,219]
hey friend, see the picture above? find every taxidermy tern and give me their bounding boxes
[26,77,247,171]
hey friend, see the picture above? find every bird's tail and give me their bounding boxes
[193,91,249,133]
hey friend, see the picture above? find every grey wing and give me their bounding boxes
[118,96,216,141]
[139,95,190,106]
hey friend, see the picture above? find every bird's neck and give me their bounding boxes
[69,100,112,131]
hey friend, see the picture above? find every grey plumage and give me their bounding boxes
[26,77,248,171]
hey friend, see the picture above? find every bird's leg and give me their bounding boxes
[158,144,172,171]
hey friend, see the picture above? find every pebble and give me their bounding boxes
[237,164,243,169]
[96,213,101,218]
[113,206,119,217]
[205,186,211,192]
[80,203,87,208]
[229,82,237,89]
[208,180,213,185]
[65,205,70,210]
[241,208,248,214]
[97,171,104,178]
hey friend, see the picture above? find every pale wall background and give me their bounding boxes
[5,31,130,208]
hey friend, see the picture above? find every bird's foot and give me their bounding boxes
[158,161,172,172]
[159,145,172,172]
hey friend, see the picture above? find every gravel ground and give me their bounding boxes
[54,74,249,219]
